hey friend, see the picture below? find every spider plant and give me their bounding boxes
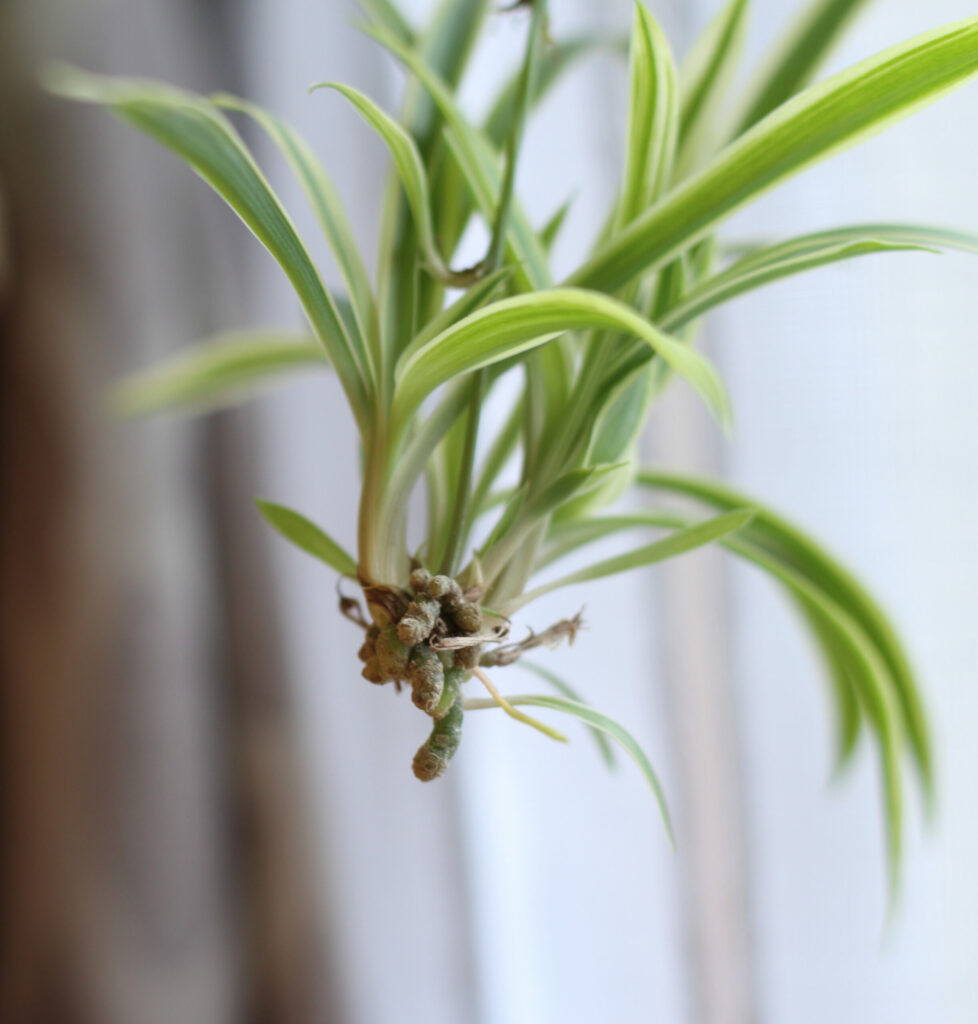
[47,0,978,895]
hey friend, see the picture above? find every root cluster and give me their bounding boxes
[356,568,502,781]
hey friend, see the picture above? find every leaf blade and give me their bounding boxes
[638,470,932,802]
[675,0,749,171]
[393,288,731,429]
[514,508,755,609]
[256,500,358,578]
[569,16,978,295]
[519,660,618,770]
[661,236,939,331]
[735,0,874,132]
[111,330,325,417]
[313,82,460,284]
[46,65,372,429]
[468,693,673,844]
[212,93,379,371]
[616,5,678,227]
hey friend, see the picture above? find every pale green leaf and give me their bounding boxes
[523,464,628,523]
[111,330,324,417]
[513,508,754,609]
[468,396,524,526]
[45,65,372,429]
[212,94,378,369]
[480,464,627,585]
[409,0,490,151]
[727,532,905,893]
[361,22,575,425]
[735,0,874,133]
[675,0,749,171]
[484,34,628,149]
[616,5,678,228]
[410,268,512,351]
[539,196,574,255]
[638,470,932,802]
[660,236,939,332]
[313,82,465,285]
[569,16,978,294]
[393,288,731,430]
[540,511,864,766]
[466,692,673,843]
[540,504,903,888]
[356,0,416,46]
[519,660,617,769]
[256,500,358,578]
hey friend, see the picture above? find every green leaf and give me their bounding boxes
[393,288,731,430]
[523,464,627,523]
[212,94,378,371]
[361,22,575,427]
[518,660,617,770]
[659,229,964,332]
[795,597,863,764]
[540,505,904,889]
[45,65,372,430]
[111,330,325,417]
[726,528,905,893]
[484,34,628,149]
[371,0,489,358]
[616,5,678,228]
[539,196,574,255]
[480,463,627,585]
[512,508,754,609]
[468,396,524,525]
[675,0,749,171]
[638,470,932,803]
[313,82,465,285]
[256,500,358,578]
[408,0,490,153]
[541,511,865,766]
[735,0,875,133]
[409,267,512,351]
[569,16,978,295]
[356,0,416,46]
[466,692,673,843]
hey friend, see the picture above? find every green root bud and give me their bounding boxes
[376,625,411,679]
[398,597,441,646]
[454,644,481,671]
[409,567,432,595]
[412,699,464,782]
[357,625,379,664]
[407,646,445,714]
[429,575,463,606]
[361,657,386,685]
[453,601,482,634]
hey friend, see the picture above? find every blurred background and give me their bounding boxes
[1,0,976,1022]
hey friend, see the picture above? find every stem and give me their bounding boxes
[466,395,523,532]
[439,370,485,575]
[478,0,548,276]
[485,519,548,606]
[358,415,406,585]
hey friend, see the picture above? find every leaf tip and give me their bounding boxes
[308,80,342,97]
[40,61,101,102]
